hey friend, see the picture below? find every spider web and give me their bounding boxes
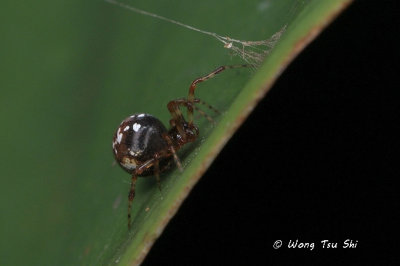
[105,0,301,68]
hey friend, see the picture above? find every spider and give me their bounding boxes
[112,65,247,229]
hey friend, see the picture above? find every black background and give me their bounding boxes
[144,1,396,265]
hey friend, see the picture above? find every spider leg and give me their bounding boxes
[193,104,216,125]
[167,98,189,139]
[127,158,158,229]
[168,97,218,128]
[187,64,248,126]
[154,159,162,191]
[127,147,179,229]
[193,98,221,125]
[163,133,183,172]
[128,172,138,230]
[196,99,221,115]
[167,98,200,142]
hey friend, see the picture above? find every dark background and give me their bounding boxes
[145,1,396,265]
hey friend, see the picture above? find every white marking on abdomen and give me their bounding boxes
[117,127,123,144]
[121,157,137,170]
[132,123,141,132]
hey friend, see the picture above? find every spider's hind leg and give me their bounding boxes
[127,157,162,229]
[153,159,162,192]
[128,172,138,230]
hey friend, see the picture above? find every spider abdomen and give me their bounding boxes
[112,113,170,176]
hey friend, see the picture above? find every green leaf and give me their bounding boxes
[0,0,352,265]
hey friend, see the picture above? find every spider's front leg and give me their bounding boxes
[186,64,249,126]
[162,133,183,172]
[167,98,200,141]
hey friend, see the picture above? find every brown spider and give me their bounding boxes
[112,65,247,229]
